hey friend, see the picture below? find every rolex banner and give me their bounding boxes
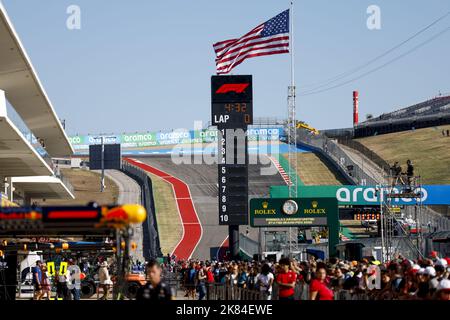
[249,198,338,228]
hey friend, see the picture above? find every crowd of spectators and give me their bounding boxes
[165,253,450,301]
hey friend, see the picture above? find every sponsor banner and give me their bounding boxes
[270,185,450,206]
[250,197,337,227]
[69,127,284,150]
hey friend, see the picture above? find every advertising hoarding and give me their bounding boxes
[270,185,450,206]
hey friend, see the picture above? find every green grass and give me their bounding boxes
[147,172,182,256]
[357,125,450,184]
[283,152,347,186]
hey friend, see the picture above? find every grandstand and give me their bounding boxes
[354,95,450,138]
[0,3,74,205]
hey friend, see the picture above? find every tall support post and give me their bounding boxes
[229,225,240,261]
[287,0,297,198]
[287,1,298,256]
[101,136,105,192]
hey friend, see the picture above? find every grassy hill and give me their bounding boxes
[357,124,450,184]
[283,152,348,186]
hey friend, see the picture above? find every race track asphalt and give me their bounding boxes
[134,154,285,260]
[105,170,144,262]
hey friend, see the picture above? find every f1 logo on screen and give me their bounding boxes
[211,75,253,103]
[216,83,249,94]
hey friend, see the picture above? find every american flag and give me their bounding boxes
[213,9,290,74]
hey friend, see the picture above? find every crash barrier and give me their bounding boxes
[58,171,75,195]
[239,233,260,258]
[336,137,391,174]
[121,161,162,260]
[296,130,378,186]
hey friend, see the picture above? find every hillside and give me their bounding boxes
[283,152,348,186]
[357,124,450,184]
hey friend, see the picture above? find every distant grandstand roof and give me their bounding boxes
[362,95,450,124]
[0,3,73,157]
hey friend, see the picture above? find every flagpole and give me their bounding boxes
[287,0,298,257]
[290,0,295,91]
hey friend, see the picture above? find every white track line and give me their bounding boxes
[268,156,293,186]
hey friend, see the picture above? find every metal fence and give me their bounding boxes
[336,137,391,173]
[296,129,378,186]
[58,171,75,195]
[163,275,267,301]
[163,274,378,300]
[273,282,373,300]
[121,161,162,260]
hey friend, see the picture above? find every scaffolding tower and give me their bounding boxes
[286,1,299,257]
[378,173,425,262]
[286,85,300,256]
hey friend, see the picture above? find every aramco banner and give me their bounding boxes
[270,185,450,206]
[68,127,284,150]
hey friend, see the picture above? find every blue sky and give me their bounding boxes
[2,0,449,135]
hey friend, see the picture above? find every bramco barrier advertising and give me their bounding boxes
[270,185,450,206]
[68,127,284,151]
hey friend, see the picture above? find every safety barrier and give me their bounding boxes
[121,161,162,260]
[58,171,75,196]
[239,233,260,258]
[297,130,377,186]
[336,137,391,174]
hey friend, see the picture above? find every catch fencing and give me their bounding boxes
[336,137,391,174]
[296,130,378,186]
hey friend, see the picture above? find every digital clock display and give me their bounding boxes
[225,103,247,113]
[211,103,253,127]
